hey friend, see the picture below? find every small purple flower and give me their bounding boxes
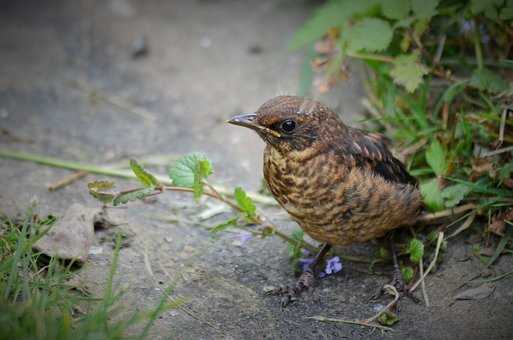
[325,256,343,274]
[460,20,475,34]
[235,231,253,246]
[298,257,315,272]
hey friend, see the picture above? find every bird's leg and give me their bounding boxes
[389,235,404,292]
[267,243,332,306]
[372,233,420,303]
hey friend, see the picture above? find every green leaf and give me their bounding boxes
[499,162,513,180]
[168,153,213,200]
[411,0,439,19]
[382,0,411,19]
[425,139,448,176]
[441,184,470,208]
[401,266,414,283]
[88,180,115,204]
[209,218,237,233]
[377,246,391,259]
[193,159,213,200]
[130,159,160,188]
[500,7,513,20]
[289,0,379,49]
[420,179,444,211]
[378,310,399,326]
[408,238,425,263]
[112,187,155,206]
[485,225,512,268]
[390,54,429,92]
[470,68,509,94]
[471,0,503,15]
[345,18,393,53]
[234,187,257,220]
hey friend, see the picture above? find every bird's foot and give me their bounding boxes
[369,268,420,303]
[265,269,316,307]
[370,268,419,304]
[391,264,420,303]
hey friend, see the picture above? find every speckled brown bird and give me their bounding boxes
[228,96,422,299]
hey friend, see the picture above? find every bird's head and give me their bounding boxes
[228,96,344,155]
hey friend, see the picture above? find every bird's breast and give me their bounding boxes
[263,147,347,225]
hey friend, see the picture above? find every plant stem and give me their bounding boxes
[347,52,395,63]
[417,203,476,223]
[409,232,444,293]
[167,184,319,253]
[473,28,484,70]
[0,148,276,205]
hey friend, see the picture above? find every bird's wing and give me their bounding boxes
[334,128,417,186]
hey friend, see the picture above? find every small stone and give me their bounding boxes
[262,286,276,294]
[33,203,97,263]
[93,207,124,230]
[248,44,263,54]
[89,246,103,255]
[131,36,149,59]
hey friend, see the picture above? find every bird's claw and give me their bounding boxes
[264,270,316,307]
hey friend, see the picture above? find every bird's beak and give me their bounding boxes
[227,113,258,129]
[227,113,282,138]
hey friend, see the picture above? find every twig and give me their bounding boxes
[360,98,394,132]
[482,145,513,157]
[417,203,476,223]
[433,35,446,64]
[308,286,400,332]
[497,107,509,146]
[366,284,400,323]
[202,181,241,211]
[409,232,444,293]
[447,211,476,239]
[398,138,428,161]
[48,171,88,191]
[306,315,393,332]
[418,258,430,307]
[0,148,276,205]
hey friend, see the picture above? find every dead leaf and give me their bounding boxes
[34,203,97,263]
[470,158,495,180]
[454,283,495,301]
[488,209,513,236]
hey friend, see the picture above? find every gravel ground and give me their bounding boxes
[1,1,512,339]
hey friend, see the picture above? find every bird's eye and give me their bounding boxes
[280,119,296,133]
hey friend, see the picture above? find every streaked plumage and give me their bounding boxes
[230,96,421,246]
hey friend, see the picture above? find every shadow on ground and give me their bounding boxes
[1,1,512,339]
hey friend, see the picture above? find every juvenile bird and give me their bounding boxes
[228,96,422,301]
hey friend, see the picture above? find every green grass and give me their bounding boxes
[0,211,176,340]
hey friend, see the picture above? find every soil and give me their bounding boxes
[1,1,512,339]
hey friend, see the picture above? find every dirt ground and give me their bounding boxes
[1,1,512,339]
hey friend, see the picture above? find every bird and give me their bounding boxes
[228,95,422,303]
